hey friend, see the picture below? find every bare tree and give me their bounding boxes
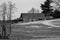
[0,2,7,38]
[28,8,40,13]
[28,8,35,13]
[7,1,17,37]
[0,2,17,38]
[50,0,60,11]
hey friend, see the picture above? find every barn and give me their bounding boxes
[20,13,46,22]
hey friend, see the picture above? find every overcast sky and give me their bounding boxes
[0,0,46,20]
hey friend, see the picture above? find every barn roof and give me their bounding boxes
[21,13,45,18]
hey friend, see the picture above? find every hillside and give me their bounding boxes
[0,18,60,40]
[8,19,60,40]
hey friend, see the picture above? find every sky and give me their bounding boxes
[0,0,46,20]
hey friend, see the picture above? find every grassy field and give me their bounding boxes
[11,24,60,37]
[1,19,60,40]
[51,19,60,26]
[8,19,60,40]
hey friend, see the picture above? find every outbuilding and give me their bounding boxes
[20,13,46,22]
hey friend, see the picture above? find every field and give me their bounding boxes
[1,19,60,40]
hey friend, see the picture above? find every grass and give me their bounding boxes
[1,19,60,40]
[51,20,60,26]
[8,22,60,40]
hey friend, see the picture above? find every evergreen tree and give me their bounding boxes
[40,0,53,16]
[52,10,60,18]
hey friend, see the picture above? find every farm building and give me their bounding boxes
[20,13,46,22]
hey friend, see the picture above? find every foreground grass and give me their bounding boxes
[0,19,60,40]
[7,22,60,40]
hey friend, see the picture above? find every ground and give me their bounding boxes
[1,19,60,40]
